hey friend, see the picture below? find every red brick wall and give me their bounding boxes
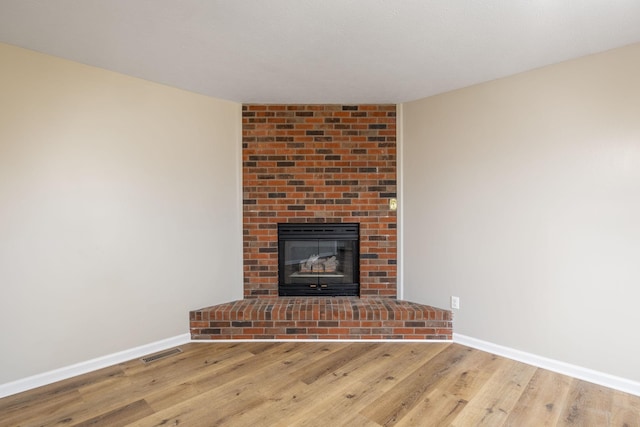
[242,104,397,298]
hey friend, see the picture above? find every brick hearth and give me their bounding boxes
[190,298,452,340]
[189,104,453,342]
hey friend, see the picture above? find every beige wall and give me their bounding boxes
[0,43,242,383]
[402,43,640,382]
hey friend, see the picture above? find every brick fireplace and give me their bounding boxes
[242,104,398,298]
[189,105,452,340]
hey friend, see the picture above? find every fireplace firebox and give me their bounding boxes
[278,223,359,296]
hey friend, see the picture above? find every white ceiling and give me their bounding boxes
[1,1,639,104]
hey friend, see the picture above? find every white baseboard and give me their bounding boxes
[190,338,453,343]
[0,333,190,399]
[454,333,640,397]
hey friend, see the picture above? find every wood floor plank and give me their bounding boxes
[119,342,255,390]
[126,386,266,427]
[127,345,299,426]
[133,382,200,415]
[224,342,403,426]
[450,356,537,426]
[66,343,257,425]
[118,342,247,379]
[0,364,124,414]
[223,343,443,426]
[356,343,449,395]
[286,343,434,426]
[0,389,85,426]
[132,343,345,426]
[130,344,258,411]
[560,379,615,425]
[396,388,468,427]
[1,342,638,426]
[359,343,476,426]
[73,399,154,427]
[330,413,381,427]
[394,347,499,426]
[445,350,503,402]
[610,389,640,427]
[297,342,379,385]
[142,346,340,425]
[0,365,128,426]
[190,342,302,393]
[504,368,573,427]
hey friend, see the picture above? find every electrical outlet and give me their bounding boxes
[451,296,460,310]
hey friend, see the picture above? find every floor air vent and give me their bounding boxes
[140,347,183,364]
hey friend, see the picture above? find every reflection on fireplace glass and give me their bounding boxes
[283,240,353,282]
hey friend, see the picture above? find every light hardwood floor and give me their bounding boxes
[1,342,638,426]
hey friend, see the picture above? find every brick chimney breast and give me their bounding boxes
[242,104,397,299]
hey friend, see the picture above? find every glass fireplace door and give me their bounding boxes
[278,223,359,296]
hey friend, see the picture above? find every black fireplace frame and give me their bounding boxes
[278,223,360,297]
